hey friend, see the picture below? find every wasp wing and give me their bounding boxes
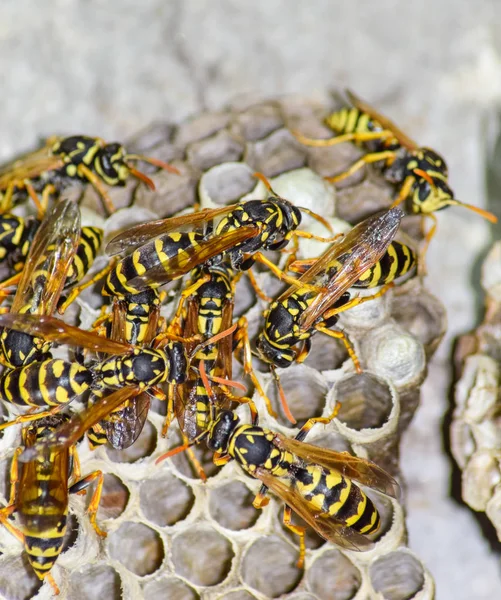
[346,89,418,151]
[19,386,141,463]
[0,314,134,354]
[277,209,402,331]
[121,226,258,292]
[256,470,375,552]
[0,141,64,187]
[276,437,399,499]
[106,205,239,255]
[11,199,81,315]
[103,393,151,450]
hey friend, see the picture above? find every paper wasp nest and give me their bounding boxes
[0,94,446,599]
[451,241,501,536]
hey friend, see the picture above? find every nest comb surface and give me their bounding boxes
[0,94,446,600]
[452,240,501,536]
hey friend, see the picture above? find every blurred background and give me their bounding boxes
[1,1,500,598]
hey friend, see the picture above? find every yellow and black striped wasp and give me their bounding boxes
[103,173,336,302]
[84,288,164,451]
[159,403,399,568]
[0,414,105,595]
[165,257,281,454]
[293,90,497,251]
[0,211,103,300]
[255,208,412,379]
[0,135,179,216]
[0,310,188,448]
[0,200,83,373]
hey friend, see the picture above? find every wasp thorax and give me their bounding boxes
[233,426,274,467]
[207,411,239,452]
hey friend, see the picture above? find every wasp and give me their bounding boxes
[166,258,277,442]
[85,288,164,451]
[293,90,497,251]
[158,403,399,568]
[0,212,103,298]
[0,414,105,595]
[0,311,188,442]
[0,135,179,216]
[255,208,410,377]
[103,173,336,302]
[0,200,107,374]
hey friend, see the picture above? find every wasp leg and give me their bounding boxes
[292,129,395,148]
[58,259,118,314]
[25,183,44,217]
[212,451,232,467]
[252,252,323,294]
[245,268,273,302]
[0,405,66,432]
[294,403,341,443]
[69,470,107,538]
[172,273,212,326]
[0,183,15,214]
[325,150,397,183]
[315,326,362,374]
[234,317,279,421]
[283,505,307,569]
[182,432,207,482]
[39,184,57,218]
[76,163,116,215]
[321,283,394,321]
[0,271,22,292]
[417,213,437,277]
[389,175,415,208]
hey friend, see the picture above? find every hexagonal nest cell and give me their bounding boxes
[0,93,446,599]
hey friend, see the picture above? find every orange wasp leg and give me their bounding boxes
[389,175,415,209]
[321,283,394,321]
[314,327,362,374]
[283,505,307,569]
[76,163,116,215]
[233,316,280,422]
[292,128,396,148]
[418,213,437,277]
[0,404,66,433]
[69,469,107,538]
[252,252,323,294]
[325,150,397,184]
[58,259,118,314]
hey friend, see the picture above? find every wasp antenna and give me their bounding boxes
[271,368,297,425]
[128,166,156,190]
[127,154,180,175]
[253,172,280,197]
[297,206,335,234]
[413,168,436,188]
[190,322,238,359]
[450,201,498,224]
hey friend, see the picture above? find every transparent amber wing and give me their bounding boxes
[279,208,403,331]
[121,226,258,291]
[256,470,375,552]
[346,89,418,150]
[0,314,134,355]
[19,386,140,463]
[106,205,240,255]
[0,141,63,188]
[103,394,151,450]
[11,199,81,315]
[277,437,399,499]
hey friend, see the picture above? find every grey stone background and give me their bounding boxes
[1,1,501,598]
